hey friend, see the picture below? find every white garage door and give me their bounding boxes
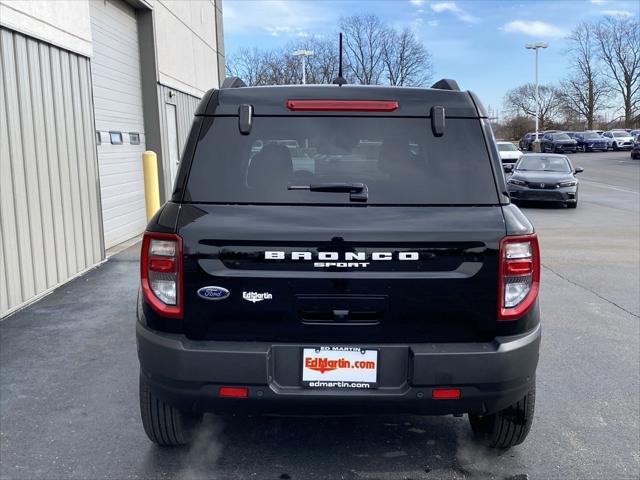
[90,0,147,249]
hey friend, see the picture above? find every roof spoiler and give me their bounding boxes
[430,79,460,91]
[221,76,247,89]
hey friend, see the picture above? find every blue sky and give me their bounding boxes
[223,0,638,116]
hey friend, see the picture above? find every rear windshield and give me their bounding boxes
[498,143,518,151]
[184,116,499,205]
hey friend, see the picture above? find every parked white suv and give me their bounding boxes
[603,130,634,150]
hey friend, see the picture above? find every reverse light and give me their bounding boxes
[498,234,540,321]
[141,232,183,318]
[286,99,398,112]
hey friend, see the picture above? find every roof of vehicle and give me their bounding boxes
[521,152,568,158]
[195,81,487,118]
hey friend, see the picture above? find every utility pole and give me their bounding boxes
[292,50,314,85]
[525,42,548,152]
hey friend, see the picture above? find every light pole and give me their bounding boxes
[292,50,314,85]
[525,42,548,152]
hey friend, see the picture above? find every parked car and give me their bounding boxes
[629,129,640,138]
[507,153,583,208]
[137,78,541,449]
[603,130,634,150]
[631,134,640,159]
[573,131,609,152]
[541,132,578,153]
[519,132,542,151]
[496,141,523,164]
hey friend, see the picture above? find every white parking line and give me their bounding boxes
[580,179,640,195]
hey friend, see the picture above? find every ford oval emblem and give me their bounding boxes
[197,286,230,301]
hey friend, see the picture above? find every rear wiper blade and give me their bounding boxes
[288,182,368,202]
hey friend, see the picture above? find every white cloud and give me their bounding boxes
[430,2,478,23]
[410,0,426,5]
[503,20,567,38]
[428,20,439,27]
[589,0,607,4]
[224,0,333,38]
[602,9,633,18]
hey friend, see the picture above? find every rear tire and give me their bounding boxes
[468,383,536,449]
[139,374,203,446]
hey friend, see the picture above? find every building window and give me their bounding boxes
[96,131,102,145]
[109,131,123,145]
[129,132,140,145]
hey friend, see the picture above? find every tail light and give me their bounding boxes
[286,99,398,112]
[498,234,540,320]
[141,232,183,318]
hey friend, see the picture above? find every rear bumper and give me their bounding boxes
[137,322,541,416]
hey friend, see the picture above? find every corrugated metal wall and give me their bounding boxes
[0,27,103,317]
[157,84,200,199]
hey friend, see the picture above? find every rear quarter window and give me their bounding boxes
[184,116,499,205]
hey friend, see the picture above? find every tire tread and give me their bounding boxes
[468,383,536,449]
[139,375,199,446]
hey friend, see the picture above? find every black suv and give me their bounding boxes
[519,132,542,151]
[541,132,578,153]
[137,78,541,449]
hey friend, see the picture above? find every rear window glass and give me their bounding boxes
[184,116,498,205]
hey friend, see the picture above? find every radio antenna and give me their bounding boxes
[332,32,347,86]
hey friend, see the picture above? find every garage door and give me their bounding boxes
[90,0,146,249]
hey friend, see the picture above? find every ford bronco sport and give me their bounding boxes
[137,77,541,449]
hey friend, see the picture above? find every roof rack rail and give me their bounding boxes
[430,79,460,91]
[221,76,247,89]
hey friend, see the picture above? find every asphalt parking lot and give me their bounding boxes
[1,150,638,480]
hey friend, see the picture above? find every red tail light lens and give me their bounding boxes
[141,232,183,318]
[286,99,398,112]
[498,234,540,321]
[219,386,249,398]
[432,388,461,399]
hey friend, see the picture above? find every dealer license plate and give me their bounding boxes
[302,347,378,388]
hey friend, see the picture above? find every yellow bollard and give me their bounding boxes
[142,151,161,221]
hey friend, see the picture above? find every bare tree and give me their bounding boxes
[261,48,300,85]
[225,47,269,86]
[226,46,299,86]
[594,16,640,127]
[504,84,562,131]
[227,14,434,88]
[339,14,386,84]
[558,22,610,129]
[289,37,339,85]
[382,27,433,86]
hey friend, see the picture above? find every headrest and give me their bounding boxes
[247,143,293,192]
[378,138,411,175]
